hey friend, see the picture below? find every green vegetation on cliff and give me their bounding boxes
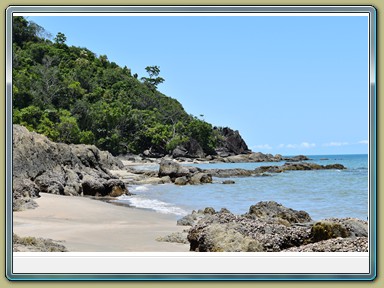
[12,16,219,156]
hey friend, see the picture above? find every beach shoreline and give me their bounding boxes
[13,193,190,252]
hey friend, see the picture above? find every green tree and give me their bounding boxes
[141,65,164,90]
[54,32,67,45]
[187,118,217,155]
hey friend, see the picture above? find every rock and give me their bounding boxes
[284,155,310,162]
[274,154,283,161]
[174,176,188,185]
[177,212,201,226]
[202,168,255,178]
[324,164,346,170]
[202,207,216,215]
[156,232,188,244]
[186,202,368,252]
[283,237,368,252]
[310,221,350,242]
[105,179,128,197]
[187,207,311,252]
[143,148,164,158]
[225,154,248,163]
[248,152,274,162]
[81,175,106,196]
[13,178,40,199]
[12,178,40,211]
[172,146,189,158]
[190,173,212,184]
[12,125,130,210]
[158,159,212,185]
[247,201,312,224]
[13,233,68,252]
[253,162,346,174]
[158,159,189,178]
[222,180,235,184]
[189,222,263,252]
[174,138,205,159]
[317,218,368,238]
[159,176,172,184]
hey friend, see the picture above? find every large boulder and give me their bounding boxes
[12,125,130,210]
[158,159,190,178]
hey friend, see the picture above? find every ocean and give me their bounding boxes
[114,154,369,221]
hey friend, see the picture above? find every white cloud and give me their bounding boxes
[300,142,316,148]
[323,142,349,147]
[358,140,368,145]
[252,144,272,150]
[284,142,316,149]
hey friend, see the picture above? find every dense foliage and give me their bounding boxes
[12,17,220,156]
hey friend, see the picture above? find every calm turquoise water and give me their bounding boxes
[115,154,369,221]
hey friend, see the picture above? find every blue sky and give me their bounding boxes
[27,14,370,155]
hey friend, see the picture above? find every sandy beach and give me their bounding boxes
[13,193,190,252]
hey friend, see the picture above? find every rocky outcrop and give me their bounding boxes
[202,162,346,178]
[206,151,309,163]
[183,202,368,252]
[253,162,346,174]
[214,127,251,156]
[13,233,67,252]
[285,155,310,162]
[158,159,212,185]
[13,125,130,211]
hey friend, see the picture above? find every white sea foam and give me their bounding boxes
[116,195,188,216]
[131,185,150,192]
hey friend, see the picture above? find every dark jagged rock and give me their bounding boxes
[13,125,130,210]
[185,201,368,252]
[214,127,251,156]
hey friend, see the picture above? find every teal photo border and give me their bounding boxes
[5,5,377,281]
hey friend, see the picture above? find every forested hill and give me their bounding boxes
[12,17,250,157]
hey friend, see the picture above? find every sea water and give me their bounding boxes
[115,154,369,221]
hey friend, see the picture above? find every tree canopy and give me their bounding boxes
[12,16,221,156]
